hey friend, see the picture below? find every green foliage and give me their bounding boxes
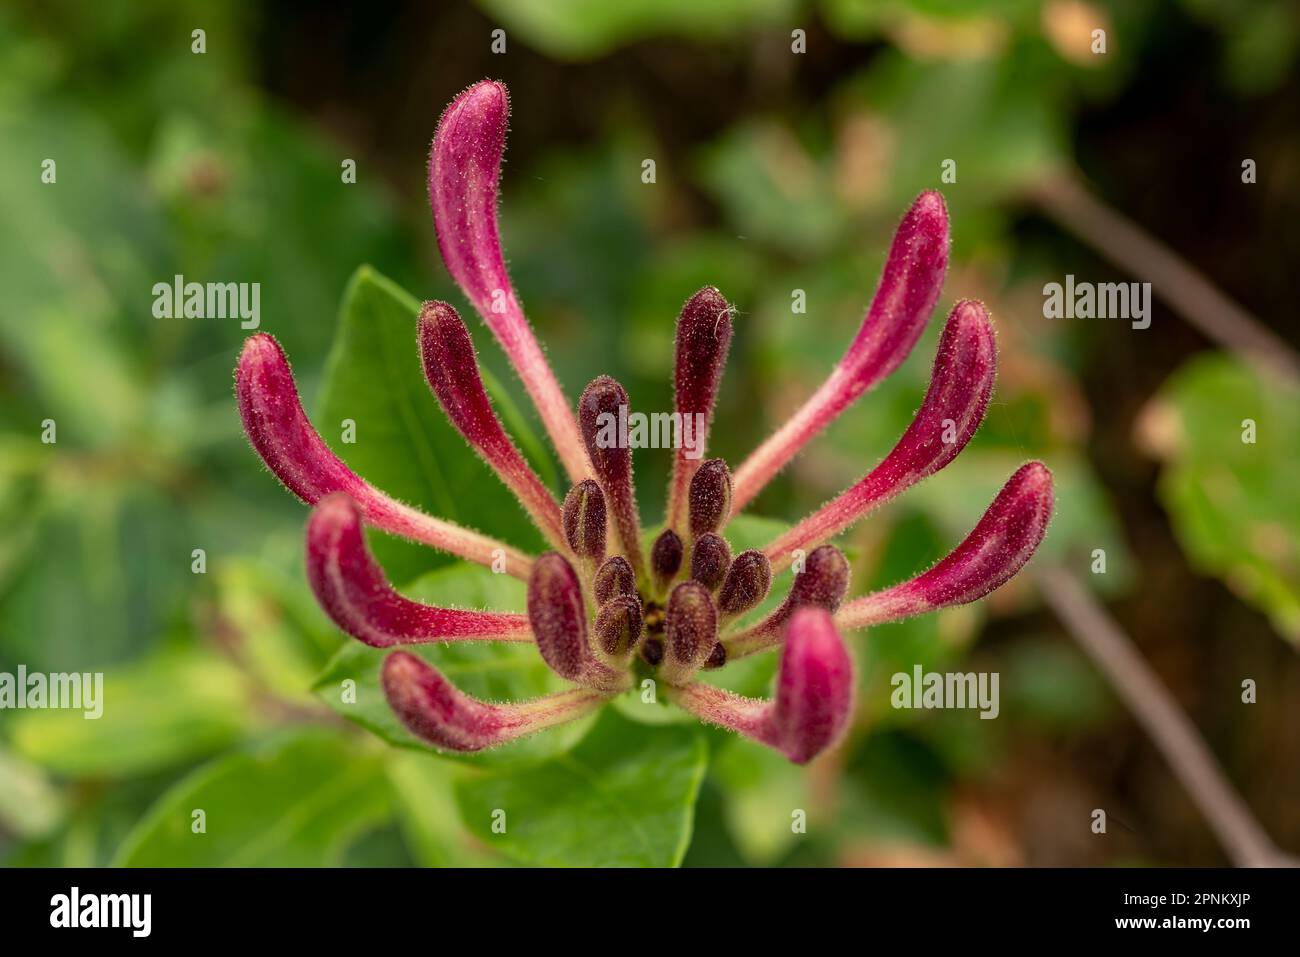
[1146,353,1300,643]
[455,710,707,866]
[113,730,391,867]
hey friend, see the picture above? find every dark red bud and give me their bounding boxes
[562,479,607,560]
[689,532,732,591]
[688,458,733,538]
[718,549,772,617]
[651,528,684,590]
[594,595,643,656]
[594,555,637,605]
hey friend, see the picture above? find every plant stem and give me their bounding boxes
[1037,565,1291,868]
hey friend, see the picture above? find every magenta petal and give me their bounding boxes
[429,80,590,483]
[837,461,1055,630]
[768,608,855,764]
[236,333,533,577]
[764,299,996,570]
[306,493,530,648]
[382,651,606,752]
[732,191,950,511]
[419,301,566,549]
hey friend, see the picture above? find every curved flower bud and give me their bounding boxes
[670,608,854,764]
[236,333,532,577]
[419,301,566,549]
[660,581,719,685]
[768,608,856,763]
[717,549,772,618]
[687,458,733,539]
[732,192,950,511]
[690,532,732,591]
[726,544,849,659]
[307,493,530,647]
[665,288,733,530]
[594,595,643,657]
[837,462,1054,630]
[579,375,645,575]
[562,479,607,563]
[593,555,637,605]
[429,80,590,483]
[383,651,607,752]
[764,299,996,571]
[527,553,628,690]
[651,528,684,593]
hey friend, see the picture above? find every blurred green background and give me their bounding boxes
[1,0,1297,867]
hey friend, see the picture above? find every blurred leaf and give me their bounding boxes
[477,0,797,59]
[455,710,706,866]
[385,752,499,867]
[9,648,258,777]
[312,563,594,767]
[316,267,549,585]
[113,729,390,866]
[709,736,809,865]
[0,745,68,839]
[1142,353,1300,643]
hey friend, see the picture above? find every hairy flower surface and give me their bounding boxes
[237,79,1054,765]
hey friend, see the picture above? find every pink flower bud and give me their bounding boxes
[236,333,532,576]
[527,552,628,690]
[837,462,1054,630]
[764,299,995,571]
[306,493,530,647]
[578,375,644,575]
[666,288,733,529]
[726,544,849,659]
[382,651,606,752]
[768,608,855,764]
[419,301,566,549]
[732,192,950,511]
[428,80,590,482]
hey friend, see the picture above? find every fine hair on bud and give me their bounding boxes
[651,528,684,588]
[562,479,607,559]
[690,532,731,591]
[665,581,718,674]
[595,595,643,656]
[718,549,772,617]
[688,458,732,538]
[593,555,637,605]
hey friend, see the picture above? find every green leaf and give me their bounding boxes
[113,730,390,867]
[316,266,550,585]
[1144,352,1300,643]
[476,0,797,60]
[312,563,594,767]
[455,710,707,866]
[9,648,258,777]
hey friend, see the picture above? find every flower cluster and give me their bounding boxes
[236,80,1054,764]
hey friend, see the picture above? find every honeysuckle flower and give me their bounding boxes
[235,79,1055,766]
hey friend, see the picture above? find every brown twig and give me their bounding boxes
[1038,565,1292,868]
[1027,170,1300,381]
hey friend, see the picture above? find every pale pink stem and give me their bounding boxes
[429,80,591,483]
[731,191,950,512]
[236,333,533,578]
